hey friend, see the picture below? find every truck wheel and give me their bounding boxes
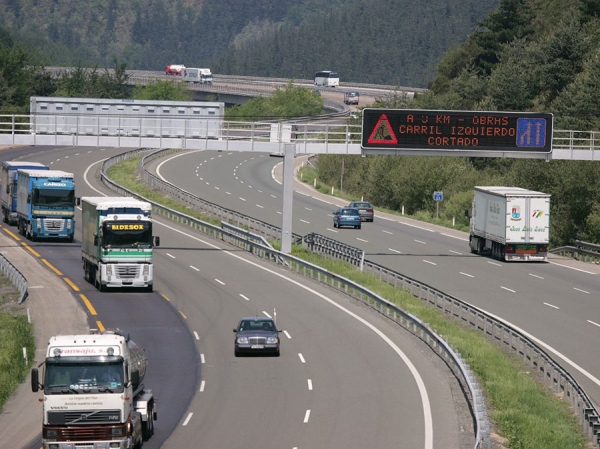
[142,407,154,440]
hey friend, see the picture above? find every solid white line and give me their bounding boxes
[400,221,435,232]
[215,279,225,285]
[194,331,199,340]
[588,320,600,328]
[573,287,590,294]
[182,413,193,426]
[307,379,312,390]
[460,272,474,278]
[382,230,393,235]
[199,380,205,392]
[529,273,544,279]
[200,354,205,364]
[166,253,176,259]
[501,286,515,293]
[298,353,306,363]
[388,248,401,254]
[190,265,200,271]
[449,250,461,255]
[423,260,436,266]
[304,410,311,423]
[549,261,597,274]
[543,303,559,310]
[239,294,250,301]
[414,239,426,244]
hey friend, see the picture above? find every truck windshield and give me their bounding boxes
[32,188,74,207]
[45,361,124,392]
[102,222,153,248]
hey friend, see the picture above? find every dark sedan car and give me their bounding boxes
[332,207,362,229]
[348,201,374,222]
[234,317,281,357]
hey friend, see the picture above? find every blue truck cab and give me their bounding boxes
[0,161,49,225]
[15,169,77,242]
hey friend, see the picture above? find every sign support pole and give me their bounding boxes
[281,143,295,254]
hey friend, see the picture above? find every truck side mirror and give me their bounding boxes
[93,234,98,246]
[31,368,40,392]
[154,236,160,247]
[27,194,31,204]
[76,198,81,206]
[5,186,8,194]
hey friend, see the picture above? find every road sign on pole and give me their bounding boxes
[433,191,443,201]
[361,109,553,159]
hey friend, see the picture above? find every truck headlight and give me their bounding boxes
[143,264,149,276]
[106,264,112,276]
[67,220,72,229]
[36,219,41,230]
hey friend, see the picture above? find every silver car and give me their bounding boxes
[348,201,374,222]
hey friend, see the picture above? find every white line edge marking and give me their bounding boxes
[423,260,436,266]
[529,273,544,279]
[500,286,516,293]
[199,380,205,392]
[182,413,193,426]
[304,410,311,423]
[543,303,559,309]
[573,287,590,294]
[460,272,474,278]
[588,320,600,328]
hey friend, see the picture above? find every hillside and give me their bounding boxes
[0,0,499,87]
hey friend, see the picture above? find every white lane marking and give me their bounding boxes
[276,211,282,215]
[214,186,220,190]
[400,221,435,232]
[262,311,273,319]
[199,380,205,392]
[588,320,600,328]
[529,273,544,279]
[356,238,368,243]
[194,331,199,340]
[388,248,401,254]
[382,230,393,235]
[460,272,474,278]
[239,197,246,201]
[300,219,310,224]
[440,233,469,241]
[298,353,306,363]
[414,239,426,244]
[487,261,501,267]
[543,303,559,309]
[226,192,231,195]
[449,250,461,255]
[258,189,263,193]
[328,228,338,233]
[573,287,590,294]
[305,207,313,211]
[239,294,250,301]
[271,194,277,198]
[256,204,264,209]
[248,185,253,189]
[423,260,436,266]
[205,182,210,185]
[549,261,596,274]
[215,279,225,285]
[200,354,205,364]
[166,253,176,258]
[283,330,292,339]
[304,410,311,423]
[307,379,313,390]
[182,413,193,426]
[190,265,200,271]
[501,286,516,293]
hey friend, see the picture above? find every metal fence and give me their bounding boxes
[551,240,600,264]
[0,252,28,304]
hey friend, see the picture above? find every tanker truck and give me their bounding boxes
[31,329,157,449]
[81,197,159,292]
[0,161,49,225]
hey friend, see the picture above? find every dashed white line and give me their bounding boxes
[574,287,590,294]
[303,410,311,423]
[190,266,200,271]
[356,238,368,243]
[529,273,544,279]
[423,260,436,266]
[214,186,220,190]
[283,330,292,339]
[305,207,313,211]
[199,380,205,392]
[543,302,559,309]
[487,261,502,267]
[300,219,310,224]
[226,192,231,195]
[262,311,273,319]
[501,286,516,293]
[298,353,306,363]
[166,253,176,259]
[276,211,282,215]
[239,197,246,201]
[382,230,393,235]
[388,248,401,254]
[449,250,462,255]
[307,379,313,390]
[256,204,264,209]
[414,239,426,244]
[239,294,250,301]
[588,320,600,328]
[200,354,205,364]
[215,279,225,285]
[258,189,263,193]
[460,272,474,278]
[182,413,193,426]
[270,194,277,198]
[194,331,199,340]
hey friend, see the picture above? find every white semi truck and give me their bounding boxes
[468,186,551,261]
[81,197,159,292]
[31,329,157,449]
[182,67,213,84]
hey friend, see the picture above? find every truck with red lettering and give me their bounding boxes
[31,329,157,449]
[81,197,160,291]
[468,186,551,261]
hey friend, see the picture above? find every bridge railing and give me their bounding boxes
[550,240,600,264]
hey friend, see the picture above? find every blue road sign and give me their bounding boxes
[516,118,547,147]
[433,191,443,201]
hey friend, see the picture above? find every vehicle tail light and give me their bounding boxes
[539,245,547,252]
[505,245,514,253]
[367,209,373,213]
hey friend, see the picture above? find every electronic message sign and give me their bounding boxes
[361,109,553,156]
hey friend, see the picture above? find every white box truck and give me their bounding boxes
[182,67,213,84]
[81,197,159,291]
[468,186,551,261]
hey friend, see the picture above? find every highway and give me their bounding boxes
[152,149,600,411]
[0,145,474,449]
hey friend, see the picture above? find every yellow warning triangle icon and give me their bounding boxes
[367,114,398,144]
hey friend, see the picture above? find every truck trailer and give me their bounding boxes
[31,329,157,449]
[0,161,49,225]
[81,197,160,292]
[15,169,76,242]
[165,64,185,75]
[182,67,213,84]
[468,186,551,261]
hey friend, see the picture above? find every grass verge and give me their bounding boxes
[104,156,589,448]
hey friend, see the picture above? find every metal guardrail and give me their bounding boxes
[550,240,600,264]
[0,252,28,304]
[304,233,365,270]
[101,147,491,449]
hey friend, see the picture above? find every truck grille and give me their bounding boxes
[115,265,140,279]
[43,218,65,231]
[48,409,122,425]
